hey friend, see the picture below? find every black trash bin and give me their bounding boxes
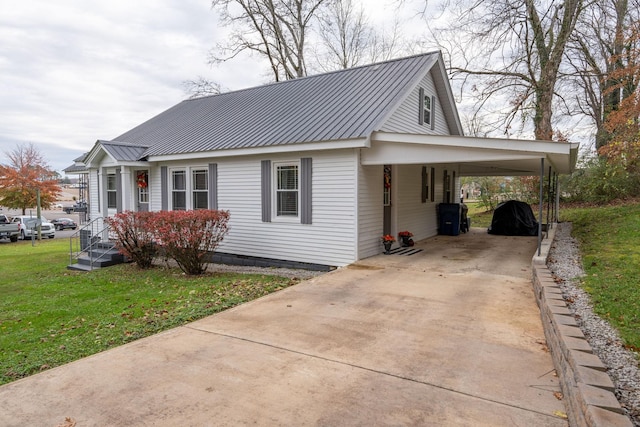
[80,229,92,251]
[438,203,461,236]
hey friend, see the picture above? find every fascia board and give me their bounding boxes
[145,138,369,163]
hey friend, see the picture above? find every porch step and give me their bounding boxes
[67,243,126,271]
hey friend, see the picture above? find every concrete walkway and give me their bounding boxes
[0,230,567,426]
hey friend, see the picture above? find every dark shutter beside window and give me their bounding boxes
[418,87,425,125]
[431,95,436,130]
[208,163,218,210]
[261,160,271,222]
[421,166,427,203]
[161,166,168,211]
[301,158,312,224]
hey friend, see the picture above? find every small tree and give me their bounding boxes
[107,211,157,269]
[0,143,61,214]
[152,210,230,275]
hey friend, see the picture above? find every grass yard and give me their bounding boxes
[561,201,640,353]
[0,239,297,385]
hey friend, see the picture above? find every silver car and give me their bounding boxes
[11,215,56,239]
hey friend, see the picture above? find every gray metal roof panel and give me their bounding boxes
[113,53,440,157]
[99,140,149,162]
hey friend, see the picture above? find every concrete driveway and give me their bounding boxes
[0,229,567,426]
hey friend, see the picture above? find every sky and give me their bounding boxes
[0,0,435,175]
[0,0,278,174]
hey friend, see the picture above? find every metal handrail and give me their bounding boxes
[69,217,113,270]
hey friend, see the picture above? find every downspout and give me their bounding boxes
[555,173,560,223]
[538,158,544,256]
[546,166,552,231]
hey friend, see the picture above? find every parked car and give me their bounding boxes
[0,214,19,242]
[51,217,78,231]
[11,215,56,239]
[63,201,87,214]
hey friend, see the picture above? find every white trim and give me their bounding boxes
[272,160,300,221]
[168,166,209,211]
[365,132,579,175]
[147,138,369,163]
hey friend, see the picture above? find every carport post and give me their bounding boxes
[538,158,544,256]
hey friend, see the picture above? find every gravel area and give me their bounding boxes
[547,222,640,426]
[205,263,328,280]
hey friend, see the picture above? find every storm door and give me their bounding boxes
[136,170,149,212]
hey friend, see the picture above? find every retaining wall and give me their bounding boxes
[532,227,632,427]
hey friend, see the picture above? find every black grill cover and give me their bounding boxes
[488,200,539,236]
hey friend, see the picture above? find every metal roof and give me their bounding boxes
[112,53,441,158]
[99,140,149,162]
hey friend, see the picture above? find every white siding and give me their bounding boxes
[381,71,451,135]
[150,150,359,267]
[396,164,439,240]
[357,162,383,259]
[89,169,100,220]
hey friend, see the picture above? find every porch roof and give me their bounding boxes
[363,132,579,176]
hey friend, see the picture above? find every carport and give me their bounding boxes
[364,131,579,254]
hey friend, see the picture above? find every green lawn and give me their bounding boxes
[0,239,297,385]
[561,201,640,353]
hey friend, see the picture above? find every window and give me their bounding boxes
[169,168,209,211]
[275,163,298,217]
[423,95,431,126]
[107,174,117,209]
[172,170,186,210]
[192,169,208,210]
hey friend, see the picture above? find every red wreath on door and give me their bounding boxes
[137,172,148,188]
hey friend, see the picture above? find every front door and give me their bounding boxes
[136,170,149,212]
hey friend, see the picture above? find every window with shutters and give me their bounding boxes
[423,95,431,126]
[170,168,209,211]
[274,162,299,218]
[192,169,208,210]
[107,174,117,209]
[171,170,187,210]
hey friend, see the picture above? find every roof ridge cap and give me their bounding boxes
[186,51,442,102]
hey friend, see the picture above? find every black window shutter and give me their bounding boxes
[208,163,218,210]
[421,166,427,203]
[430,167,435,202]
[261,160,271,222]
[115,167,122,213]
[418,87,425,125]
[301,158,312,224]
[431,95,436,130]
[161,166,168,211]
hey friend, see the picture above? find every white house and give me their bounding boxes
[66,51,578,270]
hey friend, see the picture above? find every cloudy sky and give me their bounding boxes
[0,0,429,174]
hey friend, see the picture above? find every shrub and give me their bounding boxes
[107,211,157,269]
[152,210,230,275]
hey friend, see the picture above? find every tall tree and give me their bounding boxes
[316,0,371,70]
[567,0,639,149]
[210,0,329,81]
[436,0,584,141]
[0,143,61,214]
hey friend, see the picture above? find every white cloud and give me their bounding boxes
[0,0,266,173]
[0,0,432,174]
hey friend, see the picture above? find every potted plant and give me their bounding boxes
[398,231,414,247]
[381,234,395,254]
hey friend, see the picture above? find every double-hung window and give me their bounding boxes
[192,169,208,210]
[107,174,117,209]
[172,170,187,210]
[423,95,432,126]
[170,168,209,210]
[275,163,299,217]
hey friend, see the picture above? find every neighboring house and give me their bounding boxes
[65,51,577,270]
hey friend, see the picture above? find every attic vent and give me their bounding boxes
[371,65,381,71]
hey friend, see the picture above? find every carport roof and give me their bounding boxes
[364,132,579,175]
